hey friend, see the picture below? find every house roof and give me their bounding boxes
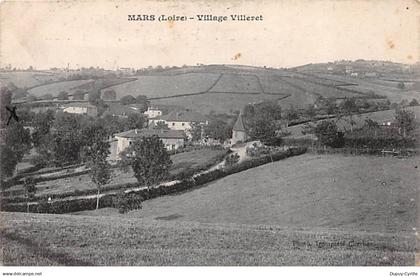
[115,128,185,139]
[159,110,207,123]
[233,114,246,131]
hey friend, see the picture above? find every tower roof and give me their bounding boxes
[233,114,246,132]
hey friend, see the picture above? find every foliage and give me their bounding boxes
[224,153,240,167]
[247,116,276,143]
[135,95,150,112]
[88,89,101,105]
[119,136,173,187]
[120,95,137,105]
[126,113,146,130]
[0,145,18,180]
[113,191,143,214]
[85,138,111,209]
[0,86,13,127]
[340,98,358,115]
[3,121,32,161]
[23,177,37,200]
[204,118,233,142]
[153,121,169,130]
[57,91,69,100]
[314,120,344,148]
[409,98,419,106]
[189,122,203,141]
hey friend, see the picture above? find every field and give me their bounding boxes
[32,148,227,196]
[2,153,418,265]
[82,154,418,234]
[112,73,221,99]
[26,79,93,97]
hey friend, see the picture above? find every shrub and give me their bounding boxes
[224,153,240,167]
[113,191,143,214]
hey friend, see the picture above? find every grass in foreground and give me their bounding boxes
[1,212,416,266]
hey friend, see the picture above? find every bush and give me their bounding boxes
[224,153,240,167]
[113,191,143,214]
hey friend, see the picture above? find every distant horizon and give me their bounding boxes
[1,58,418,72]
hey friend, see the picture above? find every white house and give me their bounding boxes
[62,103,97,116]
[114,128,185,158]
[143,106,162,118]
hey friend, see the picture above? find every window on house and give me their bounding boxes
[171,144,175,150]
[172,122,175,126]
[182,123,185,126]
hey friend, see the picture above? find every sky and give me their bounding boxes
[0,0,419,70]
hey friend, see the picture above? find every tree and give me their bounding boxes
[247,116,276,143]
[119,136,172,188]
[88,89,101,105]
[120,95,137,105]
[50,112,83,166]
[57,91,69,100]
[409,98,419,106]
[3,121,32,162]
[126,113,146,130]
[204,118,232,142]
[1,86,13,127]
[135,95,150,112]
[102,89,117,100]
[0,145,18,180]
[23,177,36,212]
[395,109,416,137]
[224,153,239,167]
[154,121,169,130]
[189,122,203,142]
[314,120,344,148]
[85,138,111,209]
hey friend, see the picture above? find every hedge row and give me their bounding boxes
[1,147,307,214]
[2,150,230,204]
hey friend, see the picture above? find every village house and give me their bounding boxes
[150,110,208,137]
[114,128,186,158]
[143,106,163,118]
[62,102,97,116]
[231,113,249,145]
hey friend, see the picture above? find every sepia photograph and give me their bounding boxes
[0,0,419,272]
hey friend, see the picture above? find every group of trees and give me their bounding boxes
[243,101,282,143]
[312,108,418,149]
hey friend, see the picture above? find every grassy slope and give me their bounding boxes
[112,73,221,99]
[80,154,418,234]
[1,212,416,265]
